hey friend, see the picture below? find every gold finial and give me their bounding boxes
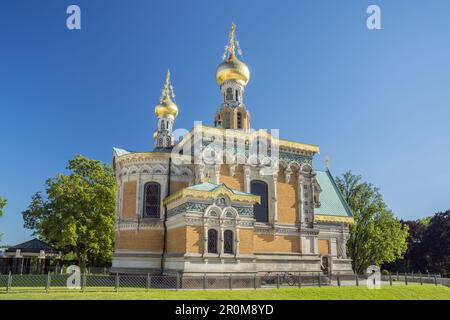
[160,69,172,102]
[222,22,237,60]
[229,22,236,56]
[325,156,330,169]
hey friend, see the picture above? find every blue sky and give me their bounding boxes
[1,0,449,245]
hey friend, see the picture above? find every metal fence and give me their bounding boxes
[0,271,446,294]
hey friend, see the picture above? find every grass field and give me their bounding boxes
[0,285,449,300]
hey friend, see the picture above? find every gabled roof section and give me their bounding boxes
[5,239,58,253]
[113,147,132,157]
[164,182,260,206]
[314,170,354,224]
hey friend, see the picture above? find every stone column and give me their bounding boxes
[310,172,316,224]
[136,172,142,219]
[298,174,305,224]
[234,228,240,257]
[243,166,251,193]
[271,173,278,224]
[213,164,221,184]
[330,238,338,256]
[219,225,224,256]
[203,224,208,255]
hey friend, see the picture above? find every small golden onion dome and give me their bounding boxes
[216,54,250,86]
[154,96,178,119]
[153,130,158,140]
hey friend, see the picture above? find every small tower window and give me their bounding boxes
[235,90,239,102]
[237,112,242,129]
[226,88,233,101]
[224,113,231,129]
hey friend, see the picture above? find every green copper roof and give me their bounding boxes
[187,182,251,196]
[314,170,353,218]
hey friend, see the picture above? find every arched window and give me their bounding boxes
[143,182,161,218]
[226,88,233,101]
[208,229,218,253]
[235,89,239,101]
[251,180,269,222]
[224,230,233,254]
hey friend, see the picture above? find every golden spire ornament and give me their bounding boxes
[155,69,179,119]
[216,22,250,86]
[325,156,331,170]
[228,22,236,56]
[160,69,172,102]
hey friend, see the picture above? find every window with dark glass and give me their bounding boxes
[251,180,269,222]
[143,182,161,218]
[208,229,218,253]
[237,112,242,129]
[224,112,231,129]
[224,230,233,254]
[226,87,233,101]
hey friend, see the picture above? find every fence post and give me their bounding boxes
[405,274,408,285]
[146,273,150,291]
[46,271,51,294]
[276,274,280,289]
[389,272,392,286]
[355,273,359,286]
[396,271,399,281]
[229,274,232,290]
[115,272,119,292]
[176,273,180,291]
[6,271,11,293]
[419,272,423,285]
[412,271,414,282]
[298,273,302,288]
[318,273,321,287]
[337,272,341,287]
[434,274,437,286]
[254,274,257,290]
[203,274,206,290]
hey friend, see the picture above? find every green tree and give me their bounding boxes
[0,196,6,243]
[420,210,450,276]
[0,196,6,216]
[335,171,409,274]
[22,155,115,270]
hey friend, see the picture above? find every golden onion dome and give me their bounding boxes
[154,96,178,119]
[153,130,158,140]
[216,54,250,86]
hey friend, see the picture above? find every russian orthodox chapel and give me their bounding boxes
[111,24,354,276]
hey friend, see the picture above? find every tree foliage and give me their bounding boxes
[335,171,409,274]
[0,196,6,243]
[22,155,115,269]
[0,196,6,217]
[387,211,450,276]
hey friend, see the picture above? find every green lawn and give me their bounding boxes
[0,285,449,300]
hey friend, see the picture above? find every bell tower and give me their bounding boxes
[214,23,251,132]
